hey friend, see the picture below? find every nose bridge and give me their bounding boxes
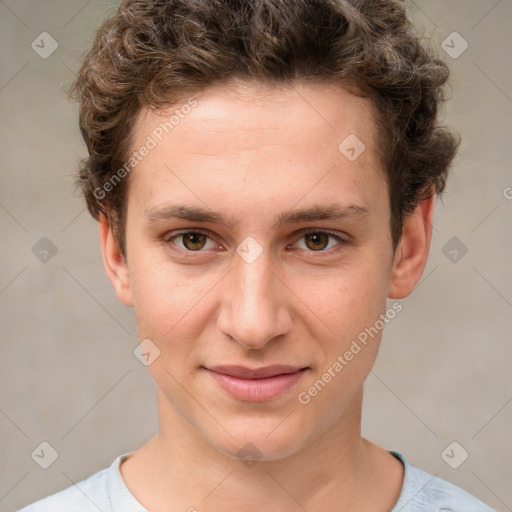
[236,251,273,316]
[218,247,289,349]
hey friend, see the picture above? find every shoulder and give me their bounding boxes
[392,451,495,512]
[17,461,113,512]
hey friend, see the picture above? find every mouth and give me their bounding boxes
[202,365,309,402]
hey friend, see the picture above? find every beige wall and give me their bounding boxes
[1,1,511,510]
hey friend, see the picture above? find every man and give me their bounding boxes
[19,0,494,510]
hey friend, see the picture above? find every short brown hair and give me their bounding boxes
[69,0,459,257]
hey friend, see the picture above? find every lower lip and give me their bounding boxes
[205,368,307,402]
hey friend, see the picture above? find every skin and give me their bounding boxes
[100,81,435,512]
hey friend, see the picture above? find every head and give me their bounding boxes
[69,0,458,461]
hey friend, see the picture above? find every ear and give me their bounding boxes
[99,213,133,307]
[388,189,435,299]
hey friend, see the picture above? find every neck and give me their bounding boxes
[120,387,403,512]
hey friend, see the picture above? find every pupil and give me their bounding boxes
[306,233,327,251]
[184,233,206,250]
[181,233,329,251]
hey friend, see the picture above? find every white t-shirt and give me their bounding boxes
[17,451,495,511]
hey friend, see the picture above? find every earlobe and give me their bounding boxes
[99,214,133,307]
[387,190,435,299]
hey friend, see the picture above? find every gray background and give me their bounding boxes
[1,1,511,510]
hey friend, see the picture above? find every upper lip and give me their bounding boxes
[205,365,307,379]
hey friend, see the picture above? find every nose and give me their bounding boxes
[216,246,292,351]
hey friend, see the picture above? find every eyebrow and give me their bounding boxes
[144,202,370,230]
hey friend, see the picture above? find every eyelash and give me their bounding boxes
[164,229,349,257]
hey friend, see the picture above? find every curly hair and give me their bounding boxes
[68,0,459,258]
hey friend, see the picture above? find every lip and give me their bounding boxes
[203,365,308,402]
[207,365,305,379]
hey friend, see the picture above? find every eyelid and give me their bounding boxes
[291,228,349,255]
[164,228,220,250]
[164,228,215,241]
[293,227,349,242]
[164,227,349,255]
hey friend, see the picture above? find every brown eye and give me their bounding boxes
[167,231,216,252]
[181,232,208,250]
[303,232,330,251]
[294,230,346,254]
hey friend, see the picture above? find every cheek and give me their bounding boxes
[301,260,389,339]
[129,255,219,348]
[297,299,384,418]
[304,257,390,386]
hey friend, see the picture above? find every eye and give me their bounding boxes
[164,229,348,255]
[166,230,218,251]
[293,230,346,252]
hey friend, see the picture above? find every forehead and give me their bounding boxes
[128,81,386,215]
[134,81,379,154]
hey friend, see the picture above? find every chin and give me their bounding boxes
[208,422,308,464]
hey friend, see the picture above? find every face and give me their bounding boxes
[101,81,432,461]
